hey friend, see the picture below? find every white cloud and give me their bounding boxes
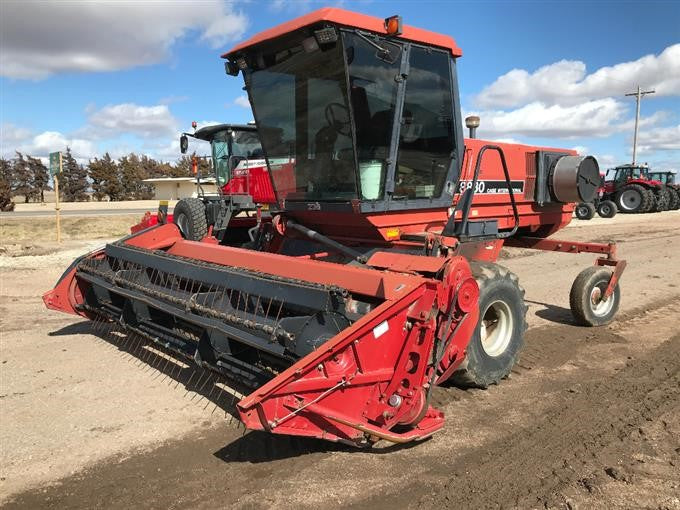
[1,125,97,162]
[637,124,680,152]
[0,1,249,79]
[475,44,680,109]
[469,99,670,140]
[470,99,625,139]
[234,95,251,108]
[86,103,179,139]
[571,146,589,156]
[1,123,33,150]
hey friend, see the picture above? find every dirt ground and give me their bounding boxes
[1,211,679,509]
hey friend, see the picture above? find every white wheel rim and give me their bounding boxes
[589,285,615,317]
[480,300,514,357]
[176,213,189,235]
[620,190,641,210]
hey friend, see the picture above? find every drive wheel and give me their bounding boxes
[642,190,656,213]
[671,189,680,210]
[575,202,596,220]
[616,184,647,213]
[173,198,208,241]
[451,262,527,389]
[596,200,617,218]
[654,188,669,212]
[569,266,620,326]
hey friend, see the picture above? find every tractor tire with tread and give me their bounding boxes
[596,200,617,218]
[569,266,621,327]
[450,262,528,389]
[575,202,596,220]
[642,190,657,213]
[654,188,670,212]
[670,189,680,210]
[615,184,650,213]
[173,198,208,241]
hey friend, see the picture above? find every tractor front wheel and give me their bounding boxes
[597,200,617,218]
[569,266,621,326]
[173,198,208,241]
[575,202,596,220]
[451,262,527,389]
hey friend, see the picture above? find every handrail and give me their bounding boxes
[456,144,520,240]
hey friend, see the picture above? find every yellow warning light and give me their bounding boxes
[385,227,401,240]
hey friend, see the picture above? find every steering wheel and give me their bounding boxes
[325,103,351,137]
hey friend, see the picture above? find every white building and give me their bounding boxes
[143,177,218,200]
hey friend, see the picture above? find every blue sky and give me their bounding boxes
[1,0,678,174]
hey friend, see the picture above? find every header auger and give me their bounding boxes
[44,7,626,447]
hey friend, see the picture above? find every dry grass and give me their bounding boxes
[0,215,140,255]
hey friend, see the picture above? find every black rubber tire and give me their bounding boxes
[173,198,208,241]
[596,200,617,218]
[575,202,596,220]
[642,189,656,213]
[615,184,648,213]
[450,262,527,389]
[671,189,680,210]
[569,266,621,327]
[654,188,670,212]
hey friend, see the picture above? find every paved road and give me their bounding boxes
[0,208,159,218]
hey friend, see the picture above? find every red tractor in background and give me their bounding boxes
[602,164,673,213]
[171,123,276,244]
[648,170,680,210]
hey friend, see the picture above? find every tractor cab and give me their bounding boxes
[648,171,675,186]
[610,164,648,183]
[224,13,464,219]
[180,124,274,204]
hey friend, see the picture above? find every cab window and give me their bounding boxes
[394,47,455,200]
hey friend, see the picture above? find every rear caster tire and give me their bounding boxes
[575,202,596,220]
[173,198,208,241]
[451,262,527,389]
[569,267,620,327]
[597,200,617,218]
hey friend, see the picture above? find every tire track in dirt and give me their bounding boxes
[364,334,680,510]
[3,302,678,509]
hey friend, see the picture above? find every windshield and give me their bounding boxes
[232,130,263,158]
[209,129,263,186]
[246,37,357,202]
[243,27,457,205]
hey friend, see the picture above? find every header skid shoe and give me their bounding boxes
[43,224,478,446]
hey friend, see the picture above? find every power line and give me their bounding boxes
[624,86,655,165]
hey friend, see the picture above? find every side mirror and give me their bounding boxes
[225,61,240,76]
[180,134,189,154]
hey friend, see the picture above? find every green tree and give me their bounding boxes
[119,153,155,199]
[0,158,14,211]
[88,153,121,201]
[60,147,89,201]
[26,155,50,203]
[12,152,36,202]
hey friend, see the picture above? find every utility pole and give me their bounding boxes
[625,86,655,165]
